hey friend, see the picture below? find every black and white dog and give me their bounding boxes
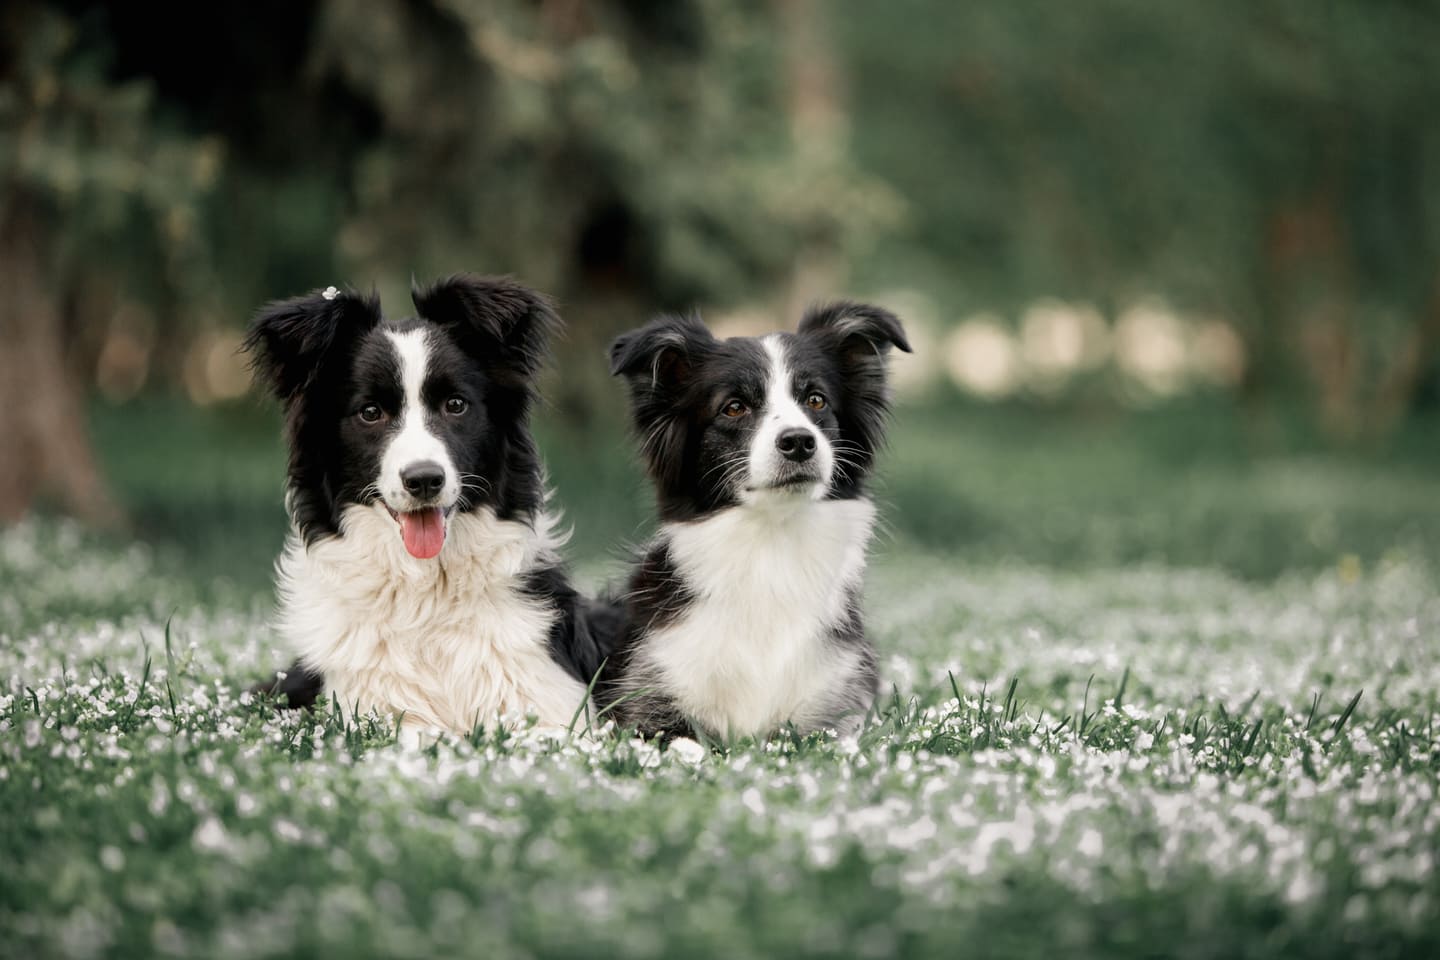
[244,275,607,738]
[599,303,910,741]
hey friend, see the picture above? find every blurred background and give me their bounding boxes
[2,0,1437,594]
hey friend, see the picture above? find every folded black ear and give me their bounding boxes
[798,301,912,360]
[609,313,715,390]
[243,287,382,401]
[412,274,559,382]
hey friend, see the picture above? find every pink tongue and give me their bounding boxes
[399,508,446,559]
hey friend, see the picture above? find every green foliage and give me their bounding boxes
[878,403,1440,578]
[836,0,1440,428]
[312,0,892,304]
[88,398,1440,597]
[19,0,887,324]
[0,5,219,306]
[9,0,1440,436]
[6,0,897,426]
[839,0,1440,311]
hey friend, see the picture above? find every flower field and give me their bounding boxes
[4,505,1437,958]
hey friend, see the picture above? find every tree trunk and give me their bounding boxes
[775,0,847,316]
[0,191,123,527]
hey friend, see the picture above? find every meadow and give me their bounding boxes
[2,398,1437,958]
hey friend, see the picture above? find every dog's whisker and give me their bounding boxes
[700,454,752,483]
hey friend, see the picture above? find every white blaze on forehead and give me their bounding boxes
[389,328,429,408]
[744,334,833,494]
[761,335,811,428]
[380,328,459,509]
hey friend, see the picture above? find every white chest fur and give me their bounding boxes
[638,495,876,739]
[275,504,584,734]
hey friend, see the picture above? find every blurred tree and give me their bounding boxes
[837,0,1440,438]
[0,4,217,524]
[1,0,889,525]
[306,0,895,419]
[8,0,1438,533]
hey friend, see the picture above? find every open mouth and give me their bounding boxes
[384,504,456,559]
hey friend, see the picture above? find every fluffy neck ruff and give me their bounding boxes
[623,494,878,740]
[274,502,585,735]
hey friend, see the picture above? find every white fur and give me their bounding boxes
[629,495,876,739]
[274,504,586,736]
[745,335,834,497]
[380,329,460,512]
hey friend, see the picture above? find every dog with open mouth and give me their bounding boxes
[244,275,607,739]
[597,302,910,742]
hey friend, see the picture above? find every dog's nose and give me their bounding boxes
[401,462,446,500]
[776,428,817,463]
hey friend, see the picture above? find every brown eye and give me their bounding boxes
[444,396,469,416]
[806,392,827,411]
[358,403,384,424]
[721,399,749,418]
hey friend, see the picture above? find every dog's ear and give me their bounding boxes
[243,287,382,402]
[610,315,715,494]
[798,302,908,494]
[797,301,911,363]
[609,314,715,392]
[413,274,558,383]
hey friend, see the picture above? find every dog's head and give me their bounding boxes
[244,274,557,556]
[609,302,910,520]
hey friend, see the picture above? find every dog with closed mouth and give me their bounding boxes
[598,302,910,741]
[244,275,607,738]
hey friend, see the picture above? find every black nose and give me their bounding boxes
[776,428,817,463]
[401,462,446,499]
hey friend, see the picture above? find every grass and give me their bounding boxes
[2,398,1438,958]
[87,395,1440,591]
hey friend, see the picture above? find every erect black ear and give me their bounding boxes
[412,274,559,382]
[797,301,909,490]
[243,287,382,402]
[798,301,912,361]
[608,313,715,391]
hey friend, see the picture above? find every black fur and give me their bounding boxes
[593,541,693,726]
[250,664,325,709]
[243,275,556,542]
[609,302,910,521]
[243,288,383,543]
[795,301,911,496]
[599,303,908,739]
[244,274,606,707]
[518,564,611,688]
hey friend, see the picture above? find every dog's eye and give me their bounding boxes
[358,404,384,424]
[444,397,469,416]
[806,392,827,411]
[721,399,749,419]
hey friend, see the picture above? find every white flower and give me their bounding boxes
[667,737,706,766]
[99,846,125,871]
[192,816,230,853]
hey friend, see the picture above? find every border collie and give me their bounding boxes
[599,302,910,741]
[244,275,606,738]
